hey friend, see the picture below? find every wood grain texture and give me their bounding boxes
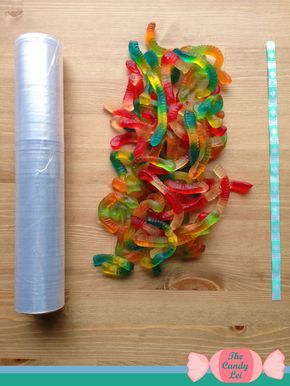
[1,0,290,365]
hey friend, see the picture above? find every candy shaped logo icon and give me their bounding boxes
[187,349,285,383]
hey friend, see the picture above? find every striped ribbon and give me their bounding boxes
[266,41,281,301]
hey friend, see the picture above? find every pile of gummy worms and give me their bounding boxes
[93,22,253,278]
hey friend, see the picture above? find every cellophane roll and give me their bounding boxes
[15,33,64,314]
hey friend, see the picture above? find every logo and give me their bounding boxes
[187,349,285,383]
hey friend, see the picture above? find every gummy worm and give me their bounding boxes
[138,169,184,229]
[129,41,168,146]
[145,22,167,57]
[173,48,218,98]
[184,110,199,165]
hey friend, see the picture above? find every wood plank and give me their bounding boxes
[1,0,290,365]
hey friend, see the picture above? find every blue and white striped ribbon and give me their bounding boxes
[266,41,281,301]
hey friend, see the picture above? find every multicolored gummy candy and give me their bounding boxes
[93,22,253,278]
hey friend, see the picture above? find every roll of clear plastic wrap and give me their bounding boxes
[15,33,64,314]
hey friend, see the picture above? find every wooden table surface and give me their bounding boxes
[1,0,290,366]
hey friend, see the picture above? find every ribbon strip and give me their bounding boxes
[266,41,281,301]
